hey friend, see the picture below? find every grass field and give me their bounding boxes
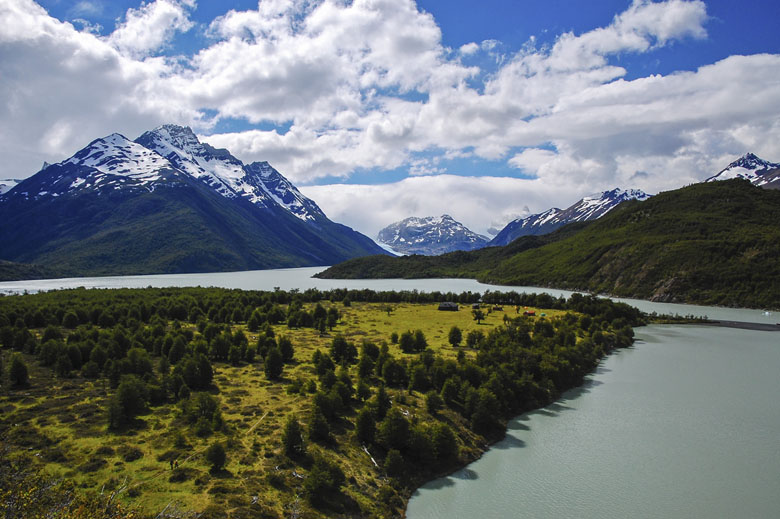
[1,300,564,518]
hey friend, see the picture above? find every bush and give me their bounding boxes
[205,442,226,472]
[9,354,28,387]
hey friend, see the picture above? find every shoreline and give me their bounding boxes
[698,320,780,332]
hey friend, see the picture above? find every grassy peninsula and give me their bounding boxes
[0,287,642,518]
[317,180,780,309]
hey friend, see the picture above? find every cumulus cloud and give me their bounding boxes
[107,0,195,58]
[1,0,779,234]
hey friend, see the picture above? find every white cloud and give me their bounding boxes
[301,175,581,237]
[459,42,479,55]
[1,0,779,236]
[107,0,195,58]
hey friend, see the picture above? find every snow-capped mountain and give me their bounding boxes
[135,125,326,221]
[490,188,650,246]
[704,153,780,188]
[0,179,21,194]
[0,125,385,277]
[377,215,489,256]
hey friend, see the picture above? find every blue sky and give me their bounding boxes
[2,0,779,235]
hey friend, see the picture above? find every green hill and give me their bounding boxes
[317,180,780,309]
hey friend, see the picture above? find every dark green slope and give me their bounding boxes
[319,180,780,308]
[0,177,378,278]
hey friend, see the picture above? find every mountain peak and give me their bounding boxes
[726,152,779,171]
[706,153,780,187]
[377,214,489,255]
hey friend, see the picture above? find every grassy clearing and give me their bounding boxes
[1,301,538,517]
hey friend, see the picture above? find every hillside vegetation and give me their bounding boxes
[0,287,641,518]
[318,180,780,309]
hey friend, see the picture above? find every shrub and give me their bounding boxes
[205,442,226,472]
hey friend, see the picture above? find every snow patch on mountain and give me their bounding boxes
[136,125,325,221]
[705,153,780,188]
[0,179,21,194]
[64,133,171,184]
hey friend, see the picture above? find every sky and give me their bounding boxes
[1,0,779,237]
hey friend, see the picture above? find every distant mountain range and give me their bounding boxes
[0,125,385,279]
[489,188,651,247]
[376,214,489,255]
[317,178,780,309]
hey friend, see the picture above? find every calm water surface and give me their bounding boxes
[407,325,780,519]
[2,268,778,517]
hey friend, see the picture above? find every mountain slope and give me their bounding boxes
[319,180,780,308]
[0,129,385,277]
[490,188,650,246]
[376,214,489,255]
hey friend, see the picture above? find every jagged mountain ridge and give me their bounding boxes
[376,214,489,256]
[0,125,386,278]
[490,188,651,247]
[705,152,780,189]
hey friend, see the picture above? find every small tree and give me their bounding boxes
[9,354,28,387]
[304,455,345,507]
[384,449,404,478]
[282,415,305,458]
[205,442,226,472]
[398,331,415,353]
[355,407,376,445]
[413,330,427,352]
[472,308,485,324]
[425,390,443,415]
[264,347,284,380]
[448,326,462,347]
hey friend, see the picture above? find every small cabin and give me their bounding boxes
[438,302,459,311]
[471,303,481,310]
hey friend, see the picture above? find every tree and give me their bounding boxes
[472,308,485,324]
[466,329,484,348]
[109,374,149,428]
[8,354,28,387]
[205,442,227,472]
[355,407,376,444]
[308,407,330,443]
[398,331,415,353]
[264,347,284,380]
[425,390,443,415]
[448,326,462,347]
[431,422,457,463]
[282,415,305,458]
[278,336,295,362]
[413,329,427,352]
[304,455,345,507]
[377,407,409,451]
[383,449,404,478]
[389,332,399,344]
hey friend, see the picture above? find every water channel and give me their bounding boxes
[2,267,778,517]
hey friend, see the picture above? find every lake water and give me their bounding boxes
[406,324,780,519]
[2,268,778,517]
